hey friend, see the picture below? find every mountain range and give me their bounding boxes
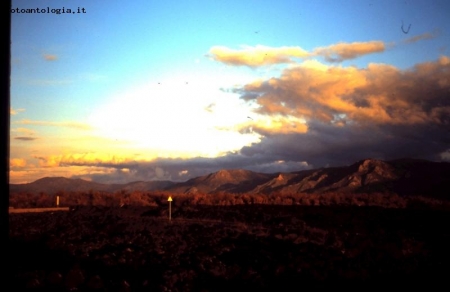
[9,158,450,200]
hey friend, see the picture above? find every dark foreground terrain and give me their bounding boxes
[9,204,450,290]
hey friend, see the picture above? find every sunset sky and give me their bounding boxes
[10,0,450,184]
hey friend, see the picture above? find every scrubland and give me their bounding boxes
[8,191,450,290]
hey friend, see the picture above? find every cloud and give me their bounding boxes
[33,153,137,168]
[235,115,308,135]
[312,41,385,63]
[43,153,174,183]
[229,56,450,167]
[28,151,184,183]
[155,167,168,179]
[10,127,37,141]
[208,45,309,67]
[43,54,58,61]
[235,56,450,127]
[244,160,312,173]
[209,41,387,67]
[14,119,92,130]
[14,137,38,141]
[403,31,439,44]
[238,121,450,168]
[209,34,439,67]
[11,127,36,135]
[10,108,25,115]
[441,149,450,161]
[178,170,189,176]
[10,158,27,168]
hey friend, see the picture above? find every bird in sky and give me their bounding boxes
[401,20,411,34]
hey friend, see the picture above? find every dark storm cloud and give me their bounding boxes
[240,121,450,168]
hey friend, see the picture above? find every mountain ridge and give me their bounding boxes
[9,158,450,200]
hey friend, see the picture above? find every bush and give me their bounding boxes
[9,190,449,210]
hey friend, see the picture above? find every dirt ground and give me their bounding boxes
[8,204,450,290]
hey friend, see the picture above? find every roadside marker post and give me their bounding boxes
[168,196,173,221]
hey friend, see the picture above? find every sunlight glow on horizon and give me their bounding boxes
[88,72,263,158]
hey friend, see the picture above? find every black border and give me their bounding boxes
[3,0,11,275]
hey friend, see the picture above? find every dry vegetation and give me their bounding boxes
[9,190,450,210]
[8,191,450,290]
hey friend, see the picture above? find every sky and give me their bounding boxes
[9,0,450,184]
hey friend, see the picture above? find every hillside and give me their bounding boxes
[167,169,275,194]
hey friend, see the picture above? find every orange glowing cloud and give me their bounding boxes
[10,108,25,115]
[209,41,387,67]
[403,31,439,44]
[10,158,27,168]
[312,41,385,62]
[235,115,308,136]
[252,115,308,135]
[208,45,309,67]
[43,54,58,61]
[33,152,145,168]
[237,56,450,128]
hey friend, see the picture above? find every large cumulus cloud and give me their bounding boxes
[236,56,450,126]
[233,55,450,167]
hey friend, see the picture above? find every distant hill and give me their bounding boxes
[9,158,450,200]
[9,177,175,195]
[9,177,110,195]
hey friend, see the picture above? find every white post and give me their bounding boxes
[168,196,173,221]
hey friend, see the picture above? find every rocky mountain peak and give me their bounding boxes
[357,159,386,172]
